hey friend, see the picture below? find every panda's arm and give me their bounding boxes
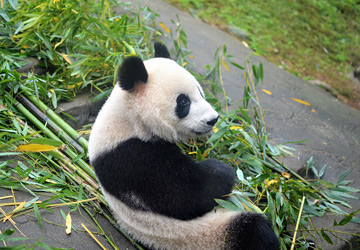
[196,158,236,203]
[92,138,235,221]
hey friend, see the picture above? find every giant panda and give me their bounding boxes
[88,42,279,250]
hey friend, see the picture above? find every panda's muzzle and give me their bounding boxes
[191,128,213,135]
[206,116,218,126]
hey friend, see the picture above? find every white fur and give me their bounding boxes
[89,58,218,160]
[103,188,238,250]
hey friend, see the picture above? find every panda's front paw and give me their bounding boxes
[225,212,279,250]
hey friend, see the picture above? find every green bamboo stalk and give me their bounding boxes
[19,85,88,151]
[43,153,106,204]
[2,101,99,194]
[16,93,84,153]
[56,151,100,190]
[5,93,96,180]
[4,93,143,248]
[81,204,120,250]
[84,202,145,250]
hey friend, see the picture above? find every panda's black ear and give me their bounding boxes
[118,56,148,91]
[154,42,171,59]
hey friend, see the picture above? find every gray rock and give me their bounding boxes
[227,26,250,40]
[56,90,106,130]
[308,79,337,96]
[15,57,47,75]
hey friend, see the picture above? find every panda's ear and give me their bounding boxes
[154,42,171,59]
[118,56,148,91]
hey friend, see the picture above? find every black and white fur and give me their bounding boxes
[89,43,279,250]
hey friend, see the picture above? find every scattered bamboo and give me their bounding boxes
[0,207,26,237]
[1,91,138,248]
[290,196,306,250]
[15,93,84,153]
[81,205,120,250]
[4,93,96,180]
[82,223,108,250]
[19,85,88,151]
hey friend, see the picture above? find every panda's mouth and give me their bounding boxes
[191,128,213,135]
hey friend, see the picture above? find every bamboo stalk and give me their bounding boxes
[43,153,105,204]
[19,85,88,151]
[55,150,99,190]
[290,196,306,250]
[81,205,119,250]
[3,93,143,248]
[2,101,99,194]
[85,202,145,250]
[5,93,96,180]
[16,93,84,153]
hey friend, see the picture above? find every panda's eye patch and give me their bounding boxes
[176,94,191,118]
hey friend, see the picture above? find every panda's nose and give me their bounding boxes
[207,116,219,126]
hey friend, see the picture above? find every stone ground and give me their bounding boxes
[1,0,360,249]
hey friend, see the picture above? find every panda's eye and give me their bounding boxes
[179,97,190,106]
[177,94,190,106]
[176,94,191,118]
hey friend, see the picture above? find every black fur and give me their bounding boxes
[154,42,171,59]
[175,94,191,118]
[224,213,280,250]
[91,138,235,221]
[118,56,148,91]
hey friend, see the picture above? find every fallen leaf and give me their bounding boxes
[159,22,170,34]
[241,41,249,48]
[291,98,311,106]
[65,213,71,235]
[61,53,72,64]
[265,179,279,188]
[262,89,272,95]
[15,144,59,152]
[222,59,230,72]
[281,172,290,179]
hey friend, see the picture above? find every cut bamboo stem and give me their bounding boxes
[5,93,96,180]
[19,85,88,151]
[16,93,84,153]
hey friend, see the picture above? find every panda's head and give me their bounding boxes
[117,43,218,142]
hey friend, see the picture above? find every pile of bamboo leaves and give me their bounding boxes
[1,0,158,107]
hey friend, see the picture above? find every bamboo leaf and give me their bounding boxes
[291,98,311,106]
[61,53,72,64]
[33,203,42,229]
[159,22,170,34]
[222,59,230,72]
[262,89,272,95]
[320,230,333,245]
[352,216,360,224]
[15,144,59,152]
[215,198,240,211]
[337,168,352,184]
[65,212,72,234]
[337,209,360,226]
[30,138,63,147]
